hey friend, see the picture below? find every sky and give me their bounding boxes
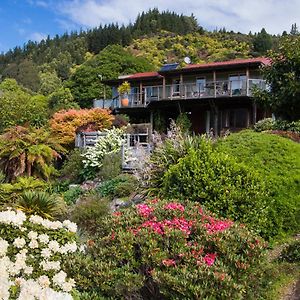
[0,0,299,53]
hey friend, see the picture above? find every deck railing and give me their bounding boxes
[113,79,267,108]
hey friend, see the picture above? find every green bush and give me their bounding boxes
[161,139,271,237]
[254,118,300,133]
[254,118,275,132]
[97,152,122,181]
[60,149,85,183]
[65,199,267,299]
[17,190,65,219]
[216,130,300,237]
[278,240,300,263]
[0,176,48,207]
[97,174,138,199]
[69,193,109,235]
[63,186,83,206]
[140,121,201,192]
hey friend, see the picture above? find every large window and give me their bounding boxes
[196,77,206,92]
[229,74,246,95]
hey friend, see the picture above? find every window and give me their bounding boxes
[229,74,246,95]
[196,78,206,92]
[172,79,180,95]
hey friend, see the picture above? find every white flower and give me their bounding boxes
[41,248,52,259]
[28,231,38,240]
[28,239,39,249]
[38,275,50,288]
[0,239,9,256]
[13,237,26,248]
[24,266,33,275]
[63,220,77,233]
[53,270,67,286]
[41,260,60,271]
[38,234,49,244]
[48,241,60,252]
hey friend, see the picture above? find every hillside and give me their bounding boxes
[0,9,281,95]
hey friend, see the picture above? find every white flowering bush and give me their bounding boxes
[0,208,79,300]
[81,127,126,170]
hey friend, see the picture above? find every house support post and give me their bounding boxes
[139,82,143,106]
[253,103,257,124]
[162,77,166,99]
[246,68,250,96]
[180,74,184,98]
[213,71,217,98]
[213,106,218,137]
[150,111,154,133]
[206,111,211,135]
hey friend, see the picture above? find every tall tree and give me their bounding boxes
[254,36,300,121]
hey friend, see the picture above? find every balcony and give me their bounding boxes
[113,79,267,108]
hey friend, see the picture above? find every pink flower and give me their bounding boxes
[162,259,176,267]
[163,217,193,235]
[164,203,185,212]
[204,218,233,234]
[203,253,217,266]
[140,220,164,235]
[136,204,153,218]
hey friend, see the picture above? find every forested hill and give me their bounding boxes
[0,9,292,106]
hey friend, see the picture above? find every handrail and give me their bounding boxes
[113,79,267,108]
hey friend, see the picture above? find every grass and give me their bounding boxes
[216,130,300,238]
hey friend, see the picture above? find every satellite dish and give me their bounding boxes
[184,56,191,64]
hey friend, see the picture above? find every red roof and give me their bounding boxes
[183,57,270,70]
[123,71,162,79]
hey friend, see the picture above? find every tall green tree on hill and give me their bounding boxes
[253,28,273,54]
[254,36,300,121]
[66,45,154,107]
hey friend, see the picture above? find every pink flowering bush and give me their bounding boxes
[67,199,267,299]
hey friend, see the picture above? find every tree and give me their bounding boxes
[254,36,300,121]
[48,87,79,112]
[253,28,273,54]
[49,108,114,147]
[0,79,48,131]
[39,70,62,95]
[67,45,154,107]
[0,126,65,182]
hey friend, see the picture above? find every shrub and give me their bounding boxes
[17,191,64,219]
[60,149,85,183]
[63,187,83,206]
[0,126,65,182]
[278,240,300,263]
[161,139,271,237]
[97,152,122,181]
[254,118,275,132]
[97,174,138,199]
[0,208,78,299]
[66,199,267,299]
[49,108,113,147]
[0,177,48,207]
[69,193,109,235]
[81,127,126,176]
[216,130,300,237]
[137,121,200,191]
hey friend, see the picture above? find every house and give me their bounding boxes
[103,57,270,135]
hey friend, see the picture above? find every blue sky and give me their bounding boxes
[0,0,299,53]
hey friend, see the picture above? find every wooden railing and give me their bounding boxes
[113,79,267,108]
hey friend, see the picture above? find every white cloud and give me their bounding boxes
[28,32,47,42]
[54,0,300,34]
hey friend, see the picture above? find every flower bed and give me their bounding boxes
[70,199,267,299]
[0,208,78,299]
